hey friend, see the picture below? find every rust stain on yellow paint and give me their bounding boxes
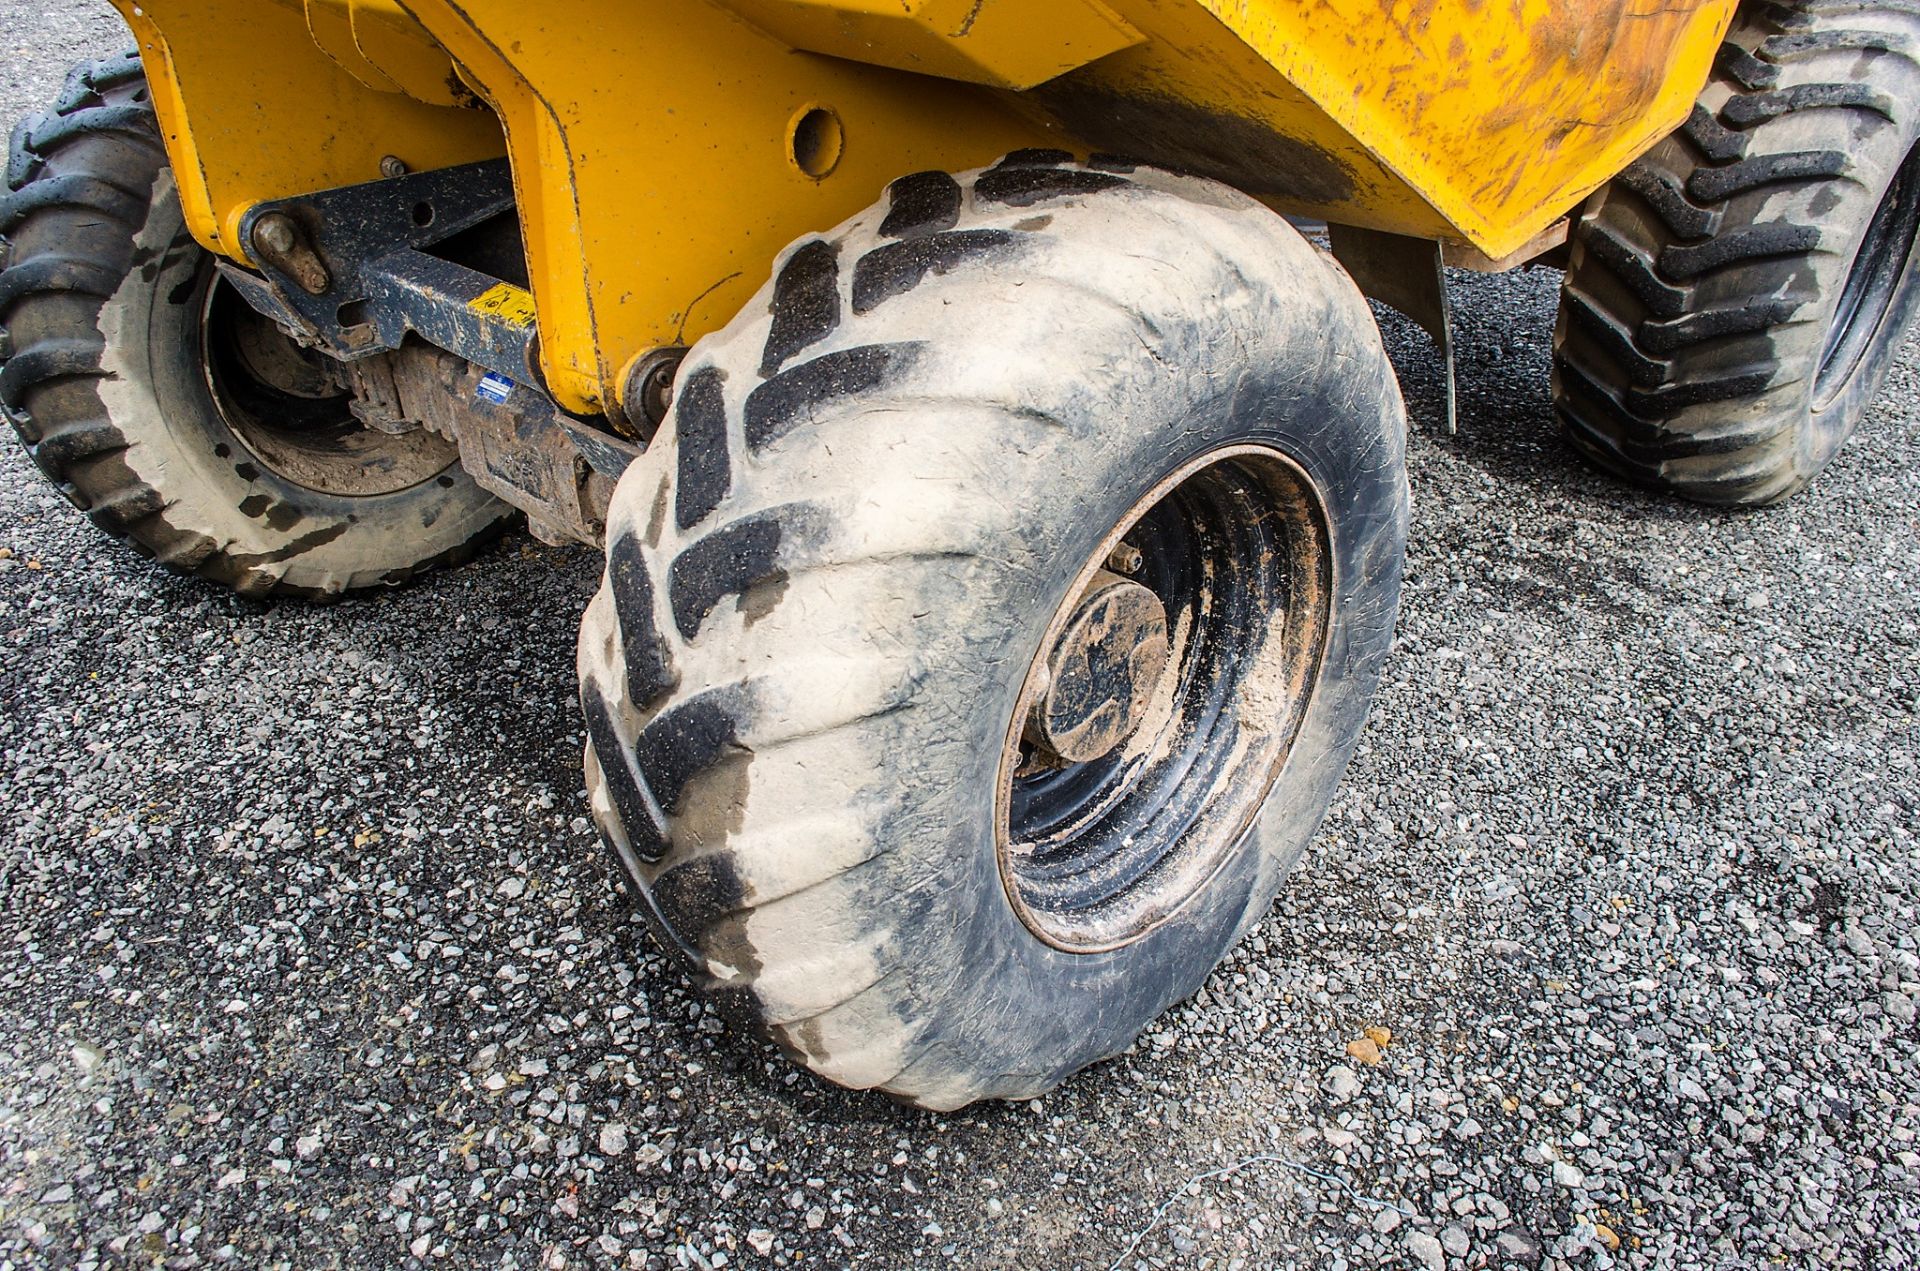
[1168,0,1742,256]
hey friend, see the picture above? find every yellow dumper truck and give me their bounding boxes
[4,0,1912,1107]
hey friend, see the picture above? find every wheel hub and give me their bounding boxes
[1024,569,1169,764]
[199,271,458,497]
[996,444,1334,953]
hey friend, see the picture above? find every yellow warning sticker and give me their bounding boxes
[469,282,537,327]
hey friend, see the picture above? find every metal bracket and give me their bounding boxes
[218,158,650,546]
[227,158,536,384]
[369,343,642,546]
[1328,224,1457,436]
[435,358,642,546]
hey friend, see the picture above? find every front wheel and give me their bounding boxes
[577,154,1409,1108]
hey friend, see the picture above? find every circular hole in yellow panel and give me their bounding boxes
[789,106,844,180]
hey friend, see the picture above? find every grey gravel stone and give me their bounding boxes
[1496,1226,1544,1267]
[3,6,1920,1269]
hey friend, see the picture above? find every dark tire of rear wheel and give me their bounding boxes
[1554,1,1920,505]
[0,52,511,597]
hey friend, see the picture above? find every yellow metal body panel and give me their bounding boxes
[306,0,404,94]
[349,0,467,106]
[304,1,470,104]
[711,0,1740,258]
[397,0,1055,414]
[114,0,1741,417]
[721,0,1146,89]
[108,0,503,259]
[1022,7,1455,240]
[1013,0,1751,261]
[1194,0,1741,258]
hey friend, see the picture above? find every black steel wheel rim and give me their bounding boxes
[997,444,1332,953]
[1816,139,1920,409]
[198,268,457,497]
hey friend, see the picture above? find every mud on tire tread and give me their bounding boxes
[0,52,510,597]
[1554,0,1920,504]
[578,154,1409,1109]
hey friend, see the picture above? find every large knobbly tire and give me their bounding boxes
[0,52,510,598]
[577,153,1408,1109]
[1554,0,1920,505]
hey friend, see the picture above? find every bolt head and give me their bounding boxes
[618,346,686,434]
[642,363,676,419]
[379,155,408,179]
[252,213,297,256]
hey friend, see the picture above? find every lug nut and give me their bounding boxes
[1107,542,1144,574]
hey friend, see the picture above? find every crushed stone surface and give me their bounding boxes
[2,6,1917,1268]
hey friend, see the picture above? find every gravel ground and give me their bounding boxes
[4,7,1920,1270]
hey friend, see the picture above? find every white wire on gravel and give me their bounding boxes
[1107,1152,1421,1271]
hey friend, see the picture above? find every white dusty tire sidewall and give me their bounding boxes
[582,162,1409,1108]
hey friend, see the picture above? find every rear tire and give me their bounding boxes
[0,52,510,597]
[577,154,1409,1108]
[1553,0,1920,505]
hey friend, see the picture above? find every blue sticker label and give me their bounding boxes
[476,372,515,405]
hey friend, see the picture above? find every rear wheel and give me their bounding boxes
[0,52,509,597]
[577,154,1409,1108]
[1554,0,1920,505]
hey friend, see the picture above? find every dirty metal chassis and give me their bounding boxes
[219,160,640,547]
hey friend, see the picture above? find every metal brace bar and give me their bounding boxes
[362,248,536,384]
[231,158,526,370]
[1328,223,1457,436]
